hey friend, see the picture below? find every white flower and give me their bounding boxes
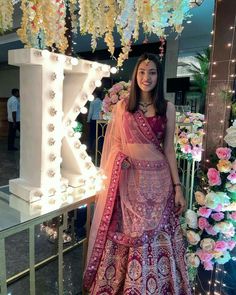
[186,253,200,268]
[186,230,201,245]
[185,209,198,229]
[195,191,206,206]
[200,238,215,252]
[224,121,236,147]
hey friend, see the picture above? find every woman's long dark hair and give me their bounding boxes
[127,53,167,116]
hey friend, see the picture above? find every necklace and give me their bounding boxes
[138,101,153,114]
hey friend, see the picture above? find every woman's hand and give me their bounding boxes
[121,159,131,169]
[174,187,186,215]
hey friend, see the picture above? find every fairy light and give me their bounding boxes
[203,0,236,164]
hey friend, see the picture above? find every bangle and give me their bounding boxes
[173,183,181,188]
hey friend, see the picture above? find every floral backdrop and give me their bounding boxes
[184,122,236,276]
[0,0,192,66]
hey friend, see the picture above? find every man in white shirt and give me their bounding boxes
[87,90,103,154]
[7,88,20,151]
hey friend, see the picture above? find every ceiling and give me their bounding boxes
[0,0,215,65]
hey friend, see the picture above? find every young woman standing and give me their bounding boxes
[84,53,191,295]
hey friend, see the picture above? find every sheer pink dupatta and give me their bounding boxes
[84,101,127,289]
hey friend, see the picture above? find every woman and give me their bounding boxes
[83,53,192,294]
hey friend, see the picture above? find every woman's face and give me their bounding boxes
[136,60,158,93]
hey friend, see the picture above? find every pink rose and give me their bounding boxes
[227,240,236,251]
[211,212,224,221]
[214,241,228,252]
[232,160,236,170]
[112,84,123,92]
[198,217,209,230]
[214,204,223,212]
[207,168,221,186]
[205,225,217,236]
[111,94,118,104]
[192,146,202,157]
[198,207,212,218]
[183,145,192,153]
[203,261,214,270]
[227,171,236,184]
[197,250,213,262]
[229,212,236,220]
[216,147,232,160]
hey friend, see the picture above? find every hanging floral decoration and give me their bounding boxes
[176,112,205,161]
[68,0,80,34]
[17,0,68,52]
[0,0,14,34]
[184,124,236,272]
[1,0,191,65]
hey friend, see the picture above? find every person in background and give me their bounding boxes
[7,88,20,151]
[87,89,103,155]
[83,53,191,294]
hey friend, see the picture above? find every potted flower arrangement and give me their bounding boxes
[102,81,131,120]
[184,121,236,272]
[176,112,205,161]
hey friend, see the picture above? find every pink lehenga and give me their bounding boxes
[83,100,192,295]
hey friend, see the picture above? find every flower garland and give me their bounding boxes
[17,0,68,52]
[0,0,13,34]
[68,0,79,34]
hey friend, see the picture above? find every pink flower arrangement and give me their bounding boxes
[185,144,236,271]
[207,168,221,186]
[176,112,204,161]
[216,147,232,160]
[102,81,131,119]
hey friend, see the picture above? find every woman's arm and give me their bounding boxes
[163,102,186,215]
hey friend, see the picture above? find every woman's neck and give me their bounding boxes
[140,92,152,103]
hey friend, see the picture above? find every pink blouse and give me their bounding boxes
[145,115,167,141]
